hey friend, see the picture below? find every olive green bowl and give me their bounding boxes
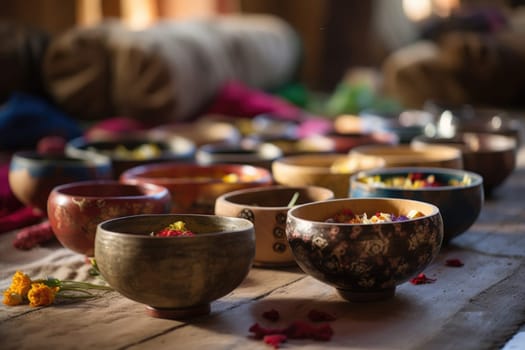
[95,214,255,319]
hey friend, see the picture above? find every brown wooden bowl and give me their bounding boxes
[411,132,517,194]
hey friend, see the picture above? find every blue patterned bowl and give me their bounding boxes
[8,151,112,213]
[286,197,443,302]
[349,167,484,242]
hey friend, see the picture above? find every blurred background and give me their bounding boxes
[1,0,523,92]
[2,0,525,131]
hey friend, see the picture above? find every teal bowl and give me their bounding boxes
[350,167,484,242]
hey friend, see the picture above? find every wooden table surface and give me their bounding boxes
[2,149,525,350]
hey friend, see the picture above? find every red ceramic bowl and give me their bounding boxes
[47,180,171,256]
[120,162,273,214]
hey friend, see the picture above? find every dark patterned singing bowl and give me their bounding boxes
[286,197,443,302]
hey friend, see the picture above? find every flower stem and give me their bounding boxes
[287,192,300,207]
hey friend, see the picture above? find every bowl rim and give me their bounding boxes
[215,184,335,209]
[196,141,283,164]
[350,166,484,191]
[97,213,254,238]
[11,150,111,167]
[271,153,385,173]
[411,132,518,153]
[350,144,463,160]
[287,197,441,226]
[120,162,273,184]
[65,135,196,160]
[50,179,170,199]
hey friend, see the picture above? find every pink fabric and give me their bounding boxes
[0,163,23,217]
[205,80,332,137]
[0,206,44,234]
[84,116,147,140]
[0,163,45,234]
[205,80,302,121]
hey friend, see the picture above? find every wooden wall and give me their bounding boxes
[0,0,387,91]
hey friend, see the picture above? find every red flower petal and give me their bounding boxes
[263,334,287,349]
[445,258,464,267]
[249,320,334,342]
[249,323,286,339]
[410,273,437,285]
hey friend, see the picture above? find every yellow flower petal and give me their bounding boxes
[2,289,24,306]
[10,271,32,296]
[27,283,58,307]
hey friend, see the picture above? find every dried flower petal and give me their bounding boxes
[410,273,437,285]
[326,210,424,224]
[262,309,280,322]
[249,321,334,342]
[153,221,195,237]
[249,323,285,339]
[263,334,287,349]
[445,258,464,267]
[307,309,337,322]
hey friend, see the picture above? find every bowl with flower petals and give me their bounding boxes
[66,134,195,178]
[95,213,255,319]
[349,167,484,242]
[120,162,273,214]
[286,197,443,302]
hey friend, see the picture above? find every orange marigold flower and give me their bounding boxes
[9,271,32,296]
[2,289,24,306]
[27,283,59,307]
